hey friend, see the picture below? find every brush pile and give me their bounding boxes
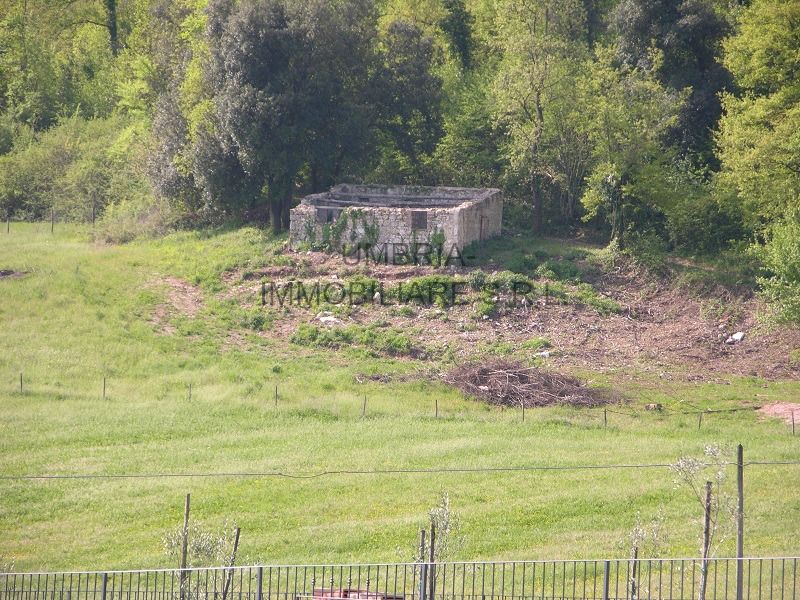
[444,359,609,408]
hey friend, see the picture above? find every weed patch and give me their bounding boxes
[291,323,415,356]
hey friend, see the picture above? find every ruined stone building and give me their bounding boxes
[289,184,503,256]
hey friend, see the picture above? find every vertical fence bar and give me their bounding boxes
[603,561,611,600]
[738,444,745,600]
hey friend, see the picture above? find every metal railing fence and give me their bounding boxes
[1,558,797,600]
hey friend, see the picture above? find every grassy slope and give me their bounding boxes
[0,224,798,572]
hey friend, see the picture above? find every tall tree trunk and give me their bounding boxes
[531,177,543,234]
[281,185,291,231]
[611,196,624,249]
[270,197,282,234]
[583,0,598,50]
[20,0,28,72]
[104,0,119,56]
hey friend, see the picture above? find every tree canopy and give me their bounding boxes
[0,0,799,318]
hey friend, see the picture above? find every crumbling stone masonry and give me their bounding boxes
[289,184,503,255]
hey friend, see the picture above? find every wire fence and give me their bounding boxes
[6,371,799,435]
[2,558,797,600]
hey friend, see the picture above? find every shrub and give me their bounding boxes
[666,192,747,255]
[239,308,274,331]
[622,230,670,275]
[486,341,515,355]
[95,195,181,244]
[535,280,568,301]
[790,349,800,365]
[755,217,800,324]
[467,269,488,291]
[490,270,532,292]
[521,337,551,351]
[0,114,153,224]
[534,260,582,282]
[394,275,466,307]
[473,299,496,319]
[506,254,540,273]
[291,323,414,356]
[570,283,622,315]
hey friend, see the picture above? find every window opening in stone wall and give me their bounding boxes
[316,208,342,223]
[411,211,427,230]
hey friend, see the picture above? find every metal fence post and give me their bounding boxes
[101,573,108,600]
[418,529,428,600]
[602,561,610,600]
[737,444,745,600]
[257,566,263,600]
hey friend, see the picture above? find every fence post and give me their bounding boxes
[221,527,241,600]
[180,493,191,600]
[630,547,639,600]
[736,444,744,600]
[101,573,108,600]
[256,566,263,600]
[602,561,610,600]
[428,521,436,600]
[699,481,713,600]
[418,529,427,600]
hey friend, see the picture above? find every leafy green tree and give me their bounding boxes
[439,0,474,69]
[0,0,129,128]
[491,0,587,232]
[433,73,505,187]
[611,0,732,164]
[756,217,800,324]
[579,47,685,248]
[716,0,800,322]
[372,20,444,183]
[716,0,800,225]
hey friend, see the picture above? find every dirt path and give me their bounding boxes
[148,276,204,335]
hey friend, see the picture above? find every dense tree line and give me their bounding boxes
[0,0,798,320]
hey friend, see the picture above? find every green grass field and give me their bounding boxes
[0,224,798,572]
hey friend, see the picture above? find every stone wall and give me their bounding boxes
[289,185,502,258]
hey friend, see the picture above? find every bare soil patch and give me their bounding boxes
[0,269,27,279]
[444,359,611,408]
[162,276,203,317]
[148,276,204,334]
[758,402,800,425]
[222,249,800,380]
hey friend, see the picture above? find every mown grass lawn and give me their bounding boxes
[0,224,798,572]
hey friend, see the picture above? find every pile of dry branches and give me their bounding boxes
[444,359,609,408]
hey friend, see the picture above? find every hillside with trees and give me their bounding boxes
[0,0,798,320]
